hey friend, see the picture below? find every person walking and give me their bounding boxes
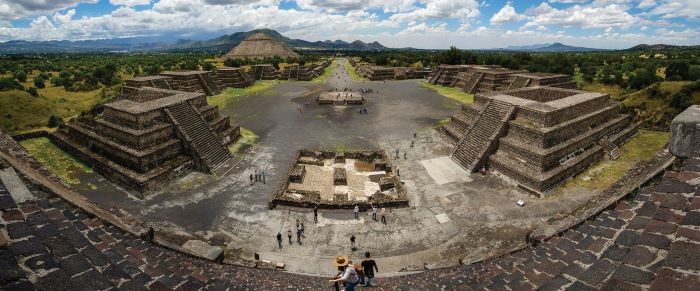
[350,234,356,250]
[353,205,360,219]
[330,257,360,291]
[395,148,400,159]
[296,225,302,243]
[381,208,386,224]
[396,166,400,176]
[262,171,266,184]
[404,152,407,160]
[287,229,292,244]
[313,205,318,223]
[300,222,305,236]
[276,232,282,248]
[249,173,254,185]
[255,170,259,182]
[361,252,379,287]
[371,204,377,221]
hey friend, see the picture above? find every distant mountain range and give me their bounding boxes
[499,42,607,52]
[0,29,388,54]
[0,29,698,54]
[624,43,700,52]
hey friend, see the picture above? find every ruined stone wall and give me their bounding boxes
[95,120,175,151]
[515,95,609,127]
[507,105,619,149]
[66,124,183,173]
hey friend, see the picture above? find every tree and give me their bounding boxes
[670,91,692,110]
[34,76,45,88]
[47,115,64,128]
[202,62,215,71]
[442,46,461,65]
[689,65,700,81]
[26,87,38,97]
[14,70,27,83]
[666,61,689,80]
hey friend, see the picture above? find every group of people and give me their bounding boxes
[330,252,379,290]
[354,204,387,224]
[358,88,374,94]
[276,218,306,247]
[249,170,266,185]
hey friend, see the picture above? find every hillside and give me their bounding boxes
[618,81,700,129]
[500,42,606,52]
[0,29,389,54]
[625,44,700,52]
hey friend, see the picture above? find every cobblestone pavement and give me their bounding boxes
[2,153,699,290]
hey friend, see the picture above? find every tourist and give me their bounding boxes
[354,205,360,219]
[313,205,319,223]
[381,208,386,224]
[255,170,259,182]
[410,140,414,147]
[276,232,282,248]
[361,252,379,287]
[350,234,356,249]
[300,222,305,236]
[249,173,254,185]
[371,204,377,221]
[330,256,360,291]
[287,229,292,244]
[262,171,266,184]
[404,152,407,160]
[396,166,400,176]
[395,148,400,159]
[297,225,302,243]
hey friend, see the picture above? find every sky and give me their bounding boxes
[0,0,698,49]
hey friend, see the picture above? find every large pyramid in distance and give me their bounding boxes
[221,32,299,60]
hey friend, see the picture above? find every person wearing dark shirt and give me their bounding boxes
[361,252,379,287]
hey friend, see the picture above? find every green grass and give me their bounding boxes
[19,137,92,185]
[228,127,258,154]
[420,81,474,104]
[345,62,366,81]
[581,83,632,101]
[310,59,338,83]
[557,130,669,192]
[207,80,277,109]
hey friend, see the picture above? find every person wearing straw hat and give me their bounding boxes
[329,256,361,291]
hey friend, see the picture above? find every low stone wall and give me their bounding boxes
[271,149,408,209]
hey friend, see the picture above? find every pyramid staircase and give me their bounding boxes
[451,100,516,172]
[428,67,443,84]
[463,72,484,93]
[166,102,230,172]
[197,74,222,96]
[508,76,531,90]
[149,78,171,90]
[599,138,621,160]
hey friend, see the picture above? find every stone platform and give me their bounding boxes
[316,91,364,105]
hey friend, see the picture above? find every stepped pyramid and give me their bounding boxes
[221,33,299,60]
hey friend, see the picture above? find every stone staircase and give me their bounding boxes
[197,74,222,96]
[463,72,484,93]
[440,111,473,144]
[600,138,622,160]
[451,100,515,172]
[166,102,230,172]
[149,78,171,90]
[508,76,531,90]
[428,67,443,84]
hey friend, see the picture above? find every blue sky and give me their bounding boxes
[0,0,698,49]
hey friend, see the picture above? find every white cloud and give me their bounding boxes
[53,9,76,24]
[490,4,525,25]
[110,0,151,6]
[649,0,700,19]
[637,0,656,9]
[388,0,480,24]
[0,0,98,21]
[548,0,589,3]
[524,3,638,29]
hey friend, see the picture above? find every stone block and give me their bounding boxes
[182,240,223,261]
[664,241,700,271]
[650,267,700,291]
[669,105,700,158]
